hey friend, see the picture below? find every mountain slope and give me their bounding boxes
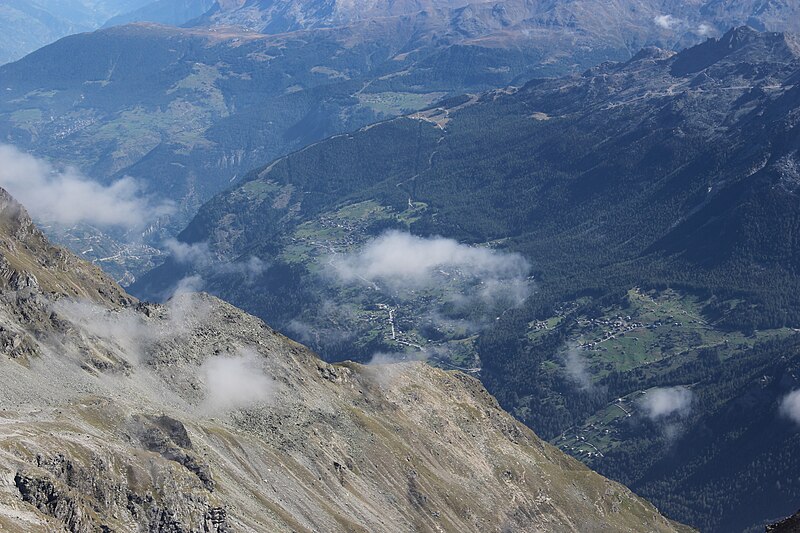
[103,0,216,28]
[0,188,131,305]
[0,187,691,532]
[0,19,562,283]
[5,0,800,285]
[0,0,210,65]
[133,27,800,531]
[138,25,800,332]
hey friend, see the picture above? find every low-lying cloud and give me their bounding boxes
[780,389,800,425]
[165,238,266,283]
[330,231,531,307]
[696,23,714,37]
[0,144,173,230]
[564,345,593,391]
[363,350,431,389]
[640,386,693,420]
[53,292,213,364]
[201,348,274,413]
[53,295,272,415]
[654,14,680,30]
[310,231,533,361]
[53,299,150,362]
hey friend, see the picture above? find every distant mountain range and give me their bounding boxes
[0,0,213,65]
[133,27,800,532]
[103,0,215,28]
[198,0,800,44]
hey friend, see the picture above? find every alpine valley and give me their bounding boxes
[1,1,800,532]
[2,0,800,282]
[135,26,800,532]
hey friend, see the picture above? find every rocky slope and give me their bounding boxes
[0,189,691,532]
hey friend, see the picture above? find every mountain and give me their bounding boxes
[133,27,800,531]
[0,186,691,532]
[199,0,800,44]
[0,0,210,66]
[103,0,216,28]
[3,0,800,285]
[0,19,564,285]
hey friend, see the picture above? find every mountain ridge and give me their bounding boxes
[0,0,215,65]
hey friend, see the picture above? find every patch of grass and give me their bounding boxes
[356,92,447,116]
[561,288,792,380]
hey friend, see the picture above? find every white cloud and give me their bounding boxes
[654,14,680,30]
[53,299,150,363]
[312,231,533,360]
[165,238,266,283]
[363,350,428,389]
[640,386,693,419]
[201,348,274,413]
[0,144,173,230]
[329,230,531,307]
[780,389,800,425]
[696,23,714,37]
[170,274,206,297]
[166,239,214,266]
[564,345,592,390]
[52,291,214,363]
[52,297,272,416]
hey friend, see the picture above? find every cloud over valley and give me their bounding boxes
[0,144,173,231]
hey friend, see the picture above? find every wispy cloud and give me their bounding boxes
[362,350,430,389]
[53,295,273,415]
[330,231,530,303]
[637,386,694,443]
[53,299,151,363]
[315,230,533,359]
[696,23,714,37]
[639,386,693,420]
[171,274,206,297]
[52,292,213,364]
[201,348,274,414]
[780,389,800,425]
[165,238,266,283]
[0,144,173,230]
[654,14,680,30]
[329,230,531,309]
[564,344,593,391]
